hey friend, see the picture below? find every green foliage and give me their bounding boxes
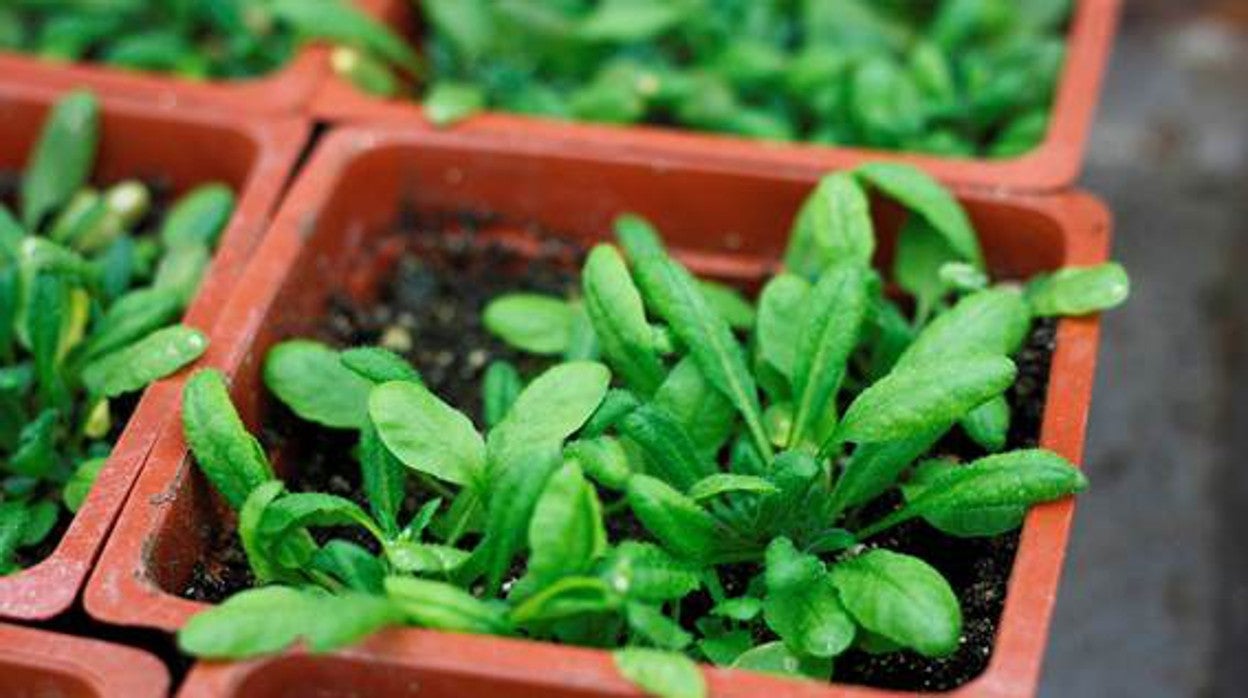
[0,92,228,573]
[412,0,1072,156]
[174,163,1127,695]
[7,0,412,82]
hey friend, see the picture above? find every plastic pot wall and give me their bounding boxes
[315,0,1120,193]
[0,623,168,698]
[0,82,307,621]
[93,126,1111,697]
[0,29,328,116]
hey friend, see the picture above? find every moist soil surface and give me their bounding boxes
[181,222,1056,692]
[0,171,171,569]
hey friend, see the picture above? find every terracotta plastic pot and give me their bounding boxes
[0,82,307,621]
[314,0,1120,193]
[0,623,168,698]
[0,30,329,116]
[91,124,1110,696]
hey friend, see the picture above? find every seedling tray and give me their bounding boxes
[0,623,168,698]
[314,0,1120,193]
[0,81,306,621]
[91,124,1111,696]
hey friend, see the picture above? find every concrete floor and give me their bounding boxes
[1041,6,1247,698]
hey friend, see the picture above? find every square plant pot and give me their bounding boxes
[0,623,168,698]
[88,124,1111,696]
[314,0,1121,192]
[0,81,308,621]
[0,21,330,116]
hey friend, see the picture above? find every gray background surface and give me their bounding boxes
[1041,3,1247,697]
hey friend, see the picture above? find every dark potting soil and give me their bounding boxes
[179,218,1058,692]
[1,171,173,570]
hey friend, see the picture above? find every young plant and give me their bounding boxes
[176,163,1127,697]
[0,91,226,573]
[411,0,1070,155]
[0,0,416,89]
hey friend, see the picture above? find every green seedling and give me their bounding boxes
[0,90,225,574]
[176,163,1127,698]
[5,0,415,84]
[410,0,1072,156]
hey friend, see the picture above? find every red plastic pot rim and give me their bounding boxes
[315,0,1121,193]
[93,125,1111,697]
[0,35,328,116]
[0,623,169,698]
[0,81,309,622]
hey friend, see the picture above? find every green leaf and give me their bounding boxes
[64,457,106,513]
[789,263,870,446]
[615,215,666,261]
[385,542,470,575]
[830,550,961,657]
[524,462,606,588]
[613,648,706,698]
[264,340,372,430]
[900,458,1023,537]
[183,369,275,509]
[159,183,235,249]
[960,395,1010,452]
[755,274,810,386]
[359,421,406,537]
[626,475,735,565]
[688,474,777,502]
[509,576,617,624]
[84,288,183,360]
[311,540,386,594]
[178,586,399,659]
[582,245,665,394]
[626,603,693,650]
[82,325,207,398]
[730,641,832,679]
[893,217,959,323]
[482,360,522,428]
[629,246,771,461]
[423,0,494,60]
[579,0,687,42]
[828,431,943,513]
[653,357,735,457]
[895,287,1032,371]
[711,597,762,622]
[837,354,1016,445]
[480,444,562,593]
[854,162,984,269]
[565,436,632,490]
[763,538,856,658]
[10,409,58,478]
[26,274,67,408]
[875,449,1087,537]
[22,90,98,231]
[698,280,754,330]
[341,347,420,384]
[598,541,701,603]
[152,243,208,305]
[783,173,875,279]
[617,403,715,492]
[370,380,485,486]
[487,361,611,466]
[424,81,486,127]
[483,293,575,356]
[270,0,419,73]
[385,576,510,633]
[1026,262,1131,317]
